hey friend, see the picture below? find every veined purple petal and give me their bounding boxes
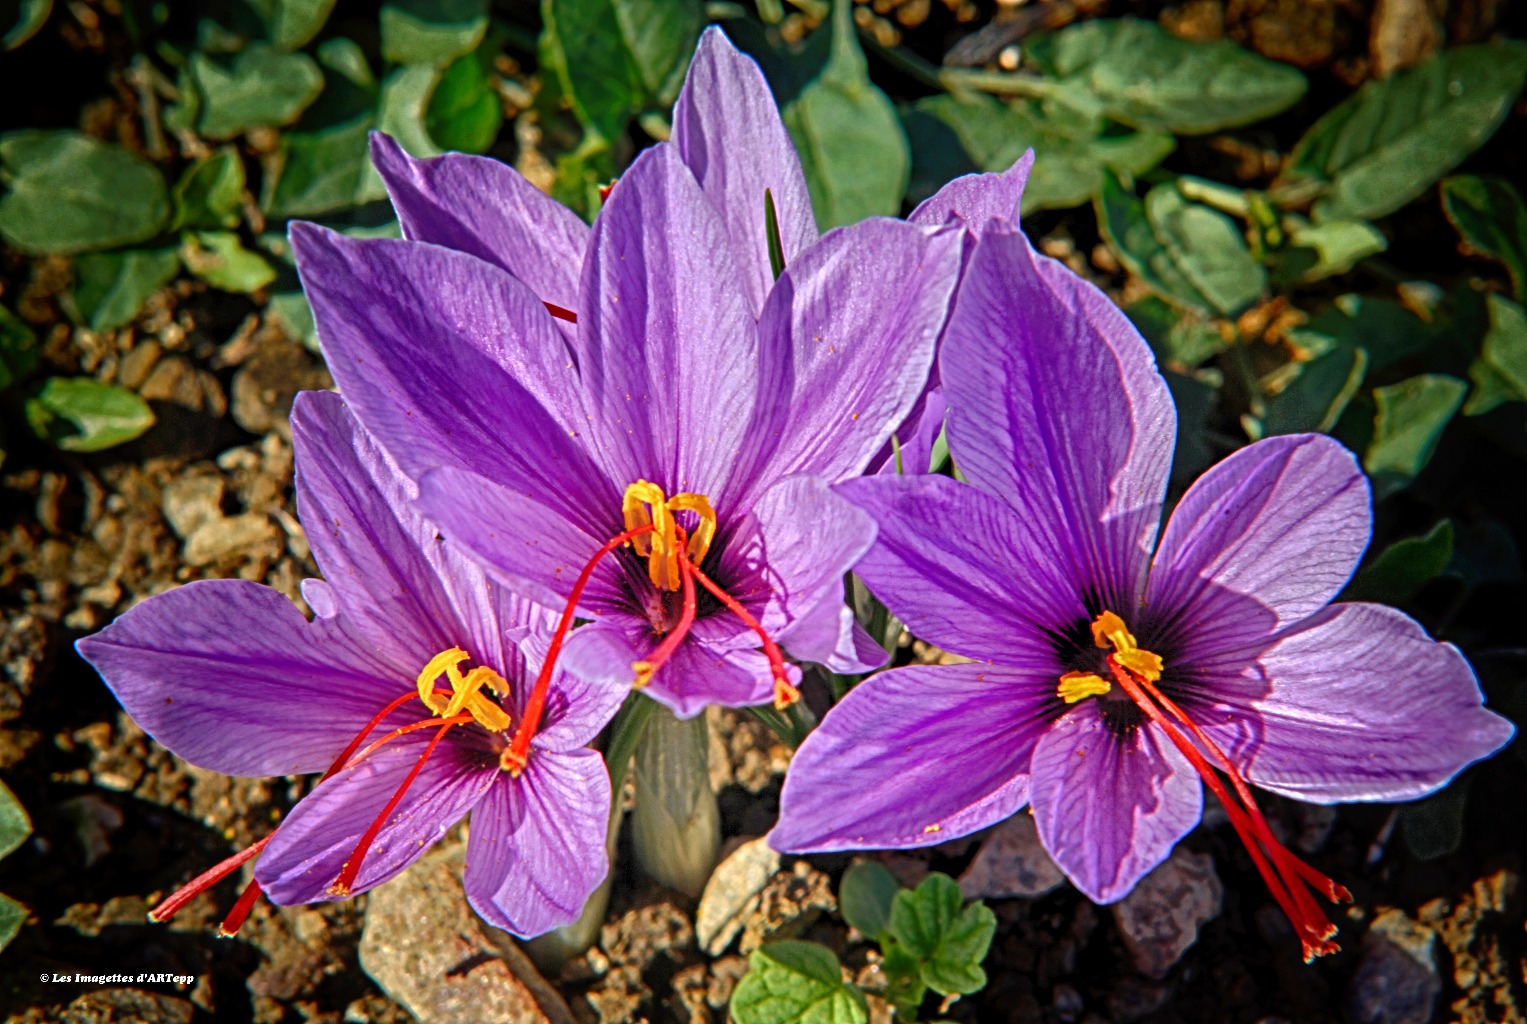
[465,747,610,937]
[1028,704,1202,904]
[836,474,1084,667]
[369,133,589,328]
[1147,434,1370,659]
[942,227,1174,610]
[519,632,629,753]
[771,663,1047,851]
[258,728,497,903]
[738,217,959,499]
[577,143,758,498]
[874,385,946,477]
[1194,603,1515,803]
[291,225,613,537]
[672,25,818,317]
[909,150,1033,232]
[775,588,887,676]
[76,580,402,778]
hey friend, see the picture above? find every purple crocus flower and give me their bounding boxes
[77,391,622,937]
[771,224,1515,960]
[288,28,961,718]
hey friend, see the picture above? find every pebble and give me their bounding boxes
[359,846,549,1024]
[1347,909,1441,1024]
[738,859,836,954]
[183,512,281,567]
[160,475,225,539]
[959,813,1067,901]
[1111,848,1223,978]
[32,988,193,1024]
[695,837,780,955]
[230,335,330,437]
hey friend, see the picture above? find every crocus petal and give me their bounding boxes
[1148,434,1370,659]
[1028,705,1202,904]
[672,25,817,317]
[739,217,960,496]
[909,150,1033,232]
[76,580,401,777]
[1195,603,1516,803]
[835,474,1084,667]
[770,663,1048,852]
[873,385,946,476]
[521,643,629,753]
[369,133,589,323]
[291,224,613,536]
[942,227,1175,610]
[776,589,888,676]
[292,391,535,674]
[258,730,496,903]
[416,466,624,616]
[577,143,758,498]
[464,747,611,937]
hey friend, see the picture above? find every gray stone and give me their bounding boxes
[959,813,1067,900]
[1347,909,1441,1024]
[360,846,549,1024]
[695,837,780,955]
[184,512,280,567]
[1111,848,1223,978]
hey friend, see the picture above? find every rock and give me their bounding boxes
[38,988,193,1024]
[161,475,225,539]
[117,339,162,390]
[139,355,226,416]
[183,512,281,567]
[738,859,836,954]
[695,837,780,955]
[1348,909,1441,1024]
[959,813,1066,900]
[230,335,330,437]
[1369,0,1441,77]
[1111,848,1223,979]
[359,846,549,1024]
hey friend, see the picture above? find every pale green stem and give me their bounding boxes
[631,703,719,898]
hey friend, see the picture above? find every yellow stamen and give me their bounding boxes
[1058,671,1112,704]
[415,647,512,733]
[1090,610,1163,682]
[620,480,719,591]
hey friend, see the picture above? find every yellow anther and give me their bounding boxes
[1090,611,1163,682]
[1057,671,1112,704]
[416,647,512,733]
[632,660,654,688]
[621,480,719,591]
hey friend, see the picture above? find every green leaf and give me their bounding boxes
[0,894,24,953]
[263,0,335,51]
[730,941,868,1024]
[172,147,246,230]
[264,116,375,218]
[764,188,785,280]
[1127,296,1226,368]
[25,376,156,452]
[879,942,926,1015]
[267,291,318,351]
[0,130,170,254]
[1098,174,1264,317]
[1465,294,1527,415]
[1347,519,1454,605]
[69,248,180,331]
[0,305,39,391]
[381,0,487,66]
[1441,175,1527,301]
[192,44,324,139]
[1283,42,1527,222]
[1262,345,1368,436]
[0,780,31,861]
[889,874,996,998]
[425,48,502,153]
[1027,18,1306,134]
[377,64,442,159]
[182,231,277,293]
[907,92,1171,214]
[3,0,51,50]
[783,0,907,228]
[838,861,897,940]
[1365,374,1467,494]
[1278,218,1388,284]
[1296,294,1438,374]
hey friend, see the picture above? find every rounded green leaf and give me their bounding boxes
[1441,175,1527,301]
[26,376,156,452]
[0,893,25,953]
[0,304,39,390]
[838,861,898,940]
[731,942,868,1024]
[1347,519,1455,605]
[425,50,502,153]
[1365,373,1467,494]
[69,248,181,332]
[182,232,277,293]
[0,130,170,254]
[0,780,30,861]
[192,44,324,139]
[380,0,487,66]
[172,147,246,230]
[3,0,51,50]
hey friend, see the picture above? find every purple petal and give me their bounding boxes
[1028,704,1202,904]
[292,391,543,676]
[740,217,960,496]
[909,150,1033,231]
[672,25,817,317]
[521,635,629,753]
[1194,603,1515,803]
[258,728,497,903]
[464,747,611,937]
[873,385,946,476]
[1147,434,1370,659]
[369,133,589,324]
[770,663,1047,852]
[835,474,1083,667]
[942,227,1175,610]
[576,143,759,498]
[290,224,613,536]
[76,580,401,777]
[776,588,887,675]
